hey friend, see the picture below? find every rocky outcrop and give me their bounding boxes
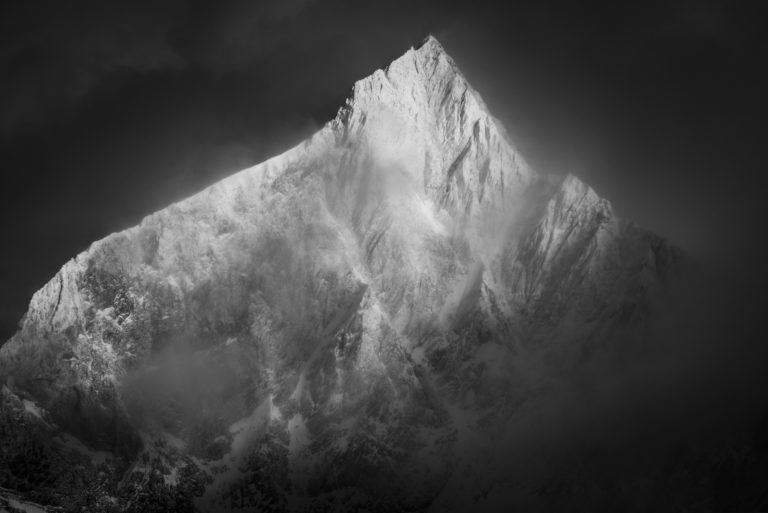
[0,36,681,512]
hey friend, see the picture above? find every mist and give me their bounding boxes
[435,251,768,511]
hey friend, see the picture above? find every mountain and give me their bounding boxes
[0,36,682,512]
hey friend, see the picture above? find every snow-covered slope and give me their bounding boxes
[0,36,680,512]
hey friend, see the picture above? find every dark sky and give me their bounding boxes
[1,0,766,341]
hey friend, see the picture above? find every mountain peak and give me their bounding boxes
[329,35,536,216]
[0,34,683,513]
[336,35,495,141]
[336,34,463,112]
[415,34,446,57]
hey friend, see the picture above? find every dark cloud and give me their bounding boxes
[474,254,768,510]
[0,1,186,135]
[0,0,337,136]
[169,0,317,71]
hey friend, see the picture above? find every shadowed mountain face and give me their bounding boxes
[0,37,682,512]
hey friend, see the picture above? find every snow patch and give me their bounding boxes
[163,467,179,486]
[162,431,186,451]
[22,400,45,422]
[228,394,274,458]
[57,433,112,464]
[288,413,310,456]
[6,498,47,513]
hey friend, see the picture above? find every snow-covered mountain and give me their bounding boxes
[0,36,681,512]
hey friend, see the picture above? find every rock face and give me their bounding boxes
[0,36,680,512]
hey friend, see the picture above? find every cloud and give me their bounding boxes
[670,0,751,45]
[168,0,317,71]
[0,2,185,136]
[463,257,768,510]
[0,0,318,137]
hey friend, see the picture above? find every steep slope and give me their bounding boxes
[0,36,680,512]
